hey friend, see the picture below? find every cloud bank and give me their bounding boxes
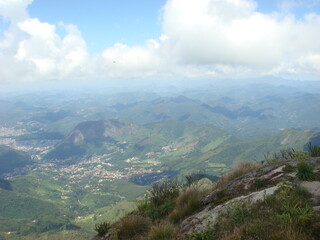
[0,0,320,83]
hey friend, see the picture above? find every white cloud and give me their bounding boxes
[94,41,162,78]
[160,0,320,78]
[0,0,32,22]
[0,0,320,83]
[0,2,90,82]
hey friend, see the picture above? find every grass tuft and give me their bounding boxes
[297,161,315,181]
[94,221,111,237]
[147,222,177,240]
[115,215,151,240]
[212,183,318,240]
[169,188,204,223]
[136,178,181,220]
[148,179,181,206]
[214,161,261,190]
[307,142,320,157]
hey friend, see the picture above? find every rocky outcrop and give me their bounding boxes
[182,157,320,234]
[300,181,320,208]
[202,158,320,205]
[180,186,278,234]
[92,157,320,239]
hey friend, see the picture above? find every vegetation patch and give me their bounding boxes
[307,142,320,157]
[211,182,319,240]
[94,221,111,237]
[214,161,261,190]
[254,178,267,190]
[148,222,178,240]
[135,179,181,220]
[297,161,315,181]
[113,215,151,240]
[169,188,204,223]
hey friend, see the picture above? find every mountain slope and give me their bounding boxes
[93,155,320,240]
[66,119,141,144]
[0,145,32,175]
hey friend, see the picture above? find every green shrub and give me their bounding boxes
[211,189,230,205]
[137,199,175,220]
[297,161,315,181]
[307,142,320,157]
[135,178,181,221]
[148,222,177,240]
[277,203,314,226]
[188,228,216,240]
[264,148,296,163]
[254,178,267,190]
[148,179,181,206]
[275,182,314,226]
[229,201,253,225]
[94,221,111,237]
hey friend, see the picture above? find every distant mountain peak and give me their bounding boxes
[66,118,138,144]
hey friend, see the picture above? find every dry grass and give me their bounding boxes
[218,224,311,240]
[214,161,261,190]
[147,221,178,240]
[268,226,312,240]
[219,227,243,240]
[169,187,205,223]
[114,215,152,240]
[213,184,318,240]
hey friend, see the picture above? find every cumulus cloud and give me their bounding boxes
[161,0,320,78]
[0,0,320,83]
[0,0,90,82]
[0,0,32,22]
[93,40,162,79]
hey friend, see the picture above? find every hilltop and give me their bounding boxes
[66,119,140,144]
[93,146,320,240]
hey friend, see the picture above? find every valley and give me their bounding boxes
[0,80,320,239]
[1,0,320,238]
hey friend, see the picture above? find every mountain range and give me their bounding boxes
[0,80,320,239]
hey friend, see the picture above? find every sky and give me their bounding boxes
[0,0,320,84]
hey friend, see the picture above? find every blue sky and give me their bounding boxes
[28,0,167,53]
[0,0,320,83]
[24,0,320,53]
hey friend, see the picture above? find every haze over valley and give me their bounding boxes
[1,0,320,239]
[1,79,320,239]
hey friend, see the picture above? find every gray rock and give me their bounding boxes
[180,186,278,234]
[300,181,320,205]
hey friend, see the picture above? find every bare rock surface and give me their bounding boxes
[300,181,320,206]
[300,181,320,197]
[186,157,320,235]
[202,158,320,206]
[180,186,278,234]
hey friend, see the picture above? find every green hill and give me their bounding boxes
[200,128,317,167]
[45,119,319,175]
[0,146,33,175]
[0,185,76,236]
[45,120,232,170]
